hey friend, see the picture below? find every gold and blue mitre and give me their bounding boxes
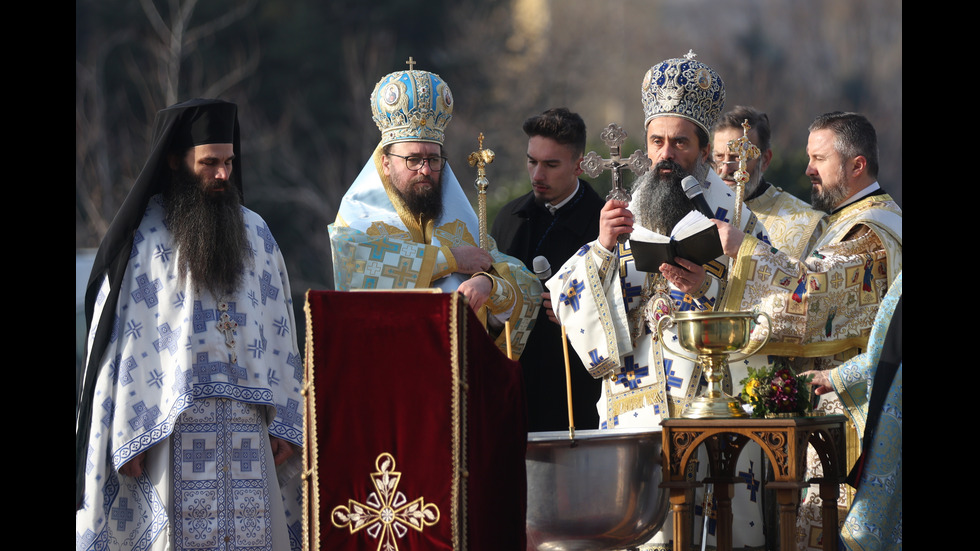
[641,50,725,134]
[371,67,454,146]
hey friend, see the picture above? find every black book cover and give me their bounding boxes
[629,221,723,273]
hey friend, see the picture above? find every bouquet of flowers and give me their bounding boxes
[739,366,814,418]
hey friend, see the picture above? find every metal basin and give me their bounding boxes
[526,428,669,551]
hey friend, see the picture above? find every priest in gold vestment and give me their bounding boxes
[328,62,541,357]
[716,112,901,362]
[712,106,826,260]
[712,112,901,549]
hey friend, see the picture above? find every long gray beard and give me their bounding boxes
[632,158,707,234]
[164,165,250,297]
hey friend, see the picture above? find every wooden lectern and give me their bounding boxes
[303,290,527,550]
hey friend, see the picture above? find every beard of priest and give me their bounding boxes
[632,156,710,234]
[383,144,445,222]
[164,146,249,298]
[809,161,851,214]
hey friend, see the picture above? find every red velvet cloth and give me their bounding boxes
[304,290,527,550]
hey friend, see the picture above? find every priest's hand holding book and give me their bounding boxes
[632,210,725,294]
[658,257,707,295]
[599,201,710,295]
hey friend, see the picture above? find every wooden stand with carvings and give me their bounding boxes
[660,416,847,551]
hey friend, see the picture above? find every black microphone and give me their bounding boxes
[532,256,552,281]
[681,175,715,219]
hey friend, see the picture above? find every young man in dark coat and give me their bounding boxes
[491,108,605,432]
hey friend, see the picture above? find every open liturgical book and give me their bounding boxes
[628,211,723,273]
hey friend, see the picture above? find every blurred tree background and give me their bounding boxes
[77,0,902,313]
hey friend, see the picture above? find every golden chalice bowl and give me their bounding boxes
[656,311,771,419]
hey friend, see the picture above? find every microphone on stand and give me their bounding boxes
[681,175,715,220]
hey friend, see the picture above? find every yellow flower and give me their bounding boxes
[744,378,760,399]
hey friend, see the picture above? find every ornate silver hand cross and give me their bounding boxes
[581,123,651,242]
[581,123,651,203]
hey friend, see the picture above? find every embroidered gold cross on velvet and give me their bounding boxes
[331,453,440,550]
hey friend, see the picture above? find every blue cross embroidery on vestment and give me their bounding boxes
[277,398,303,428]
[257,223,277,254]
[131,273,163,308]
[111,497,135,531]
[274,316,290,336]
[192,301,217,333]
[125,320,143,339]
[615,354,649,390]
[116,355,139,386]
[560,279,586,312]
[739,460,761,502]
[147,369,165,388]
[232,438,262,472]
[183,438,216,473]
[267,368,280,386]
[248,324,267,359]
[260,270,280,305]
[128,400,161,432]
[172,290,186,309]
[153,322,182,356]
[576,244,590,256]
[153,243,172,263]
